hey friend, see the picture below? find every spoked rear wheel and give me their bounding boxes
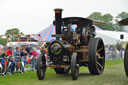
[124,43,128,77]
[36,54,46,80]
[88,38,105,75]
[71,53,79,80]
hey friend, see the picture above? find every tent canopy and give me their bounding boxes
[33,24,55,42]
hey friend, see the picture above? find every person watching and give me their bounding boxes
[14,47,21,56]
[6,47,15,73]
[6,47,13,58]
[20,48,27,57]
[31,47,38,71]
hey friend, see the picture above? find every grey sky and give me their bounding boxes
[0,0,128,35]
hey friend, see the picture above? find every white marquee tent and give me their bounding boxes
[96,30,128,45]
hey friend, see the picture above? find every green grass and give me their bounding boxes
[105,60,123,67]
[0,60,128,85]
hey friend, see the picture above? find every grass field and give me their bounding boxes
[0,60,128,85]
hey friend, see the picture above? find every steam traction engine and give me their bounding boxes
[36,9,105,80]
[119,18,128,77]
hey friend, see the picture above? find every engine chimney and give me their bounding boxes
[54,9,63,35]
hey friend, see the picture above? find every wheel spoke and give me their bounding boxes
[96,53,104,60]
[98,57,104,59]
[97,62,103,69]
[76,64,79,67]
[98,40,101,46]
[97,47,103,53]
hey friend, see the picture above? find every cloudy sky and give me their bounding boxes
[0,0,128,35]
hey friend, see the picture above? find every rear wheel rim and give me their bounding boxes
[96,39,105,73]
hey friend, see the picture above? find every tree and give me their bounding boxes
[0,38,7,46]
[88,12,103,21]
[102,14,113,22]
[115,12,128,22]
[103,22,114,30]
[88,12,116,31]
[5,28,24,41]
[114,12,128,31]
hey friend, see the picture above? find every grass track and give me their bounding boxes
[0,60,128,85]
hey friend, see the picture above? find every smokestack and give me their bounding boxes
[54,9,63,35]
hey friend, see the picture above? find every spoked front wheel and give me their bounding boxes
[71,53,79,80]
[36,54,46,80]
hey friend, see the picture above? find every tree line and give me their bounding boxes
[0,28,23,45]
[87,12,128,31]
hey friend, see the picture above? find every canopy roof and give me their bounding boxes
[119,18,128,26]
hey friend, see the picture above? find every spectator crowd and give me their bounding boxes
[0,44,47,75]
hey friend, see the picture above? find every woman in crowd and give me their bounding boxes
[20,48,27,57]
[20,48,28,65]
[31,47,38,71]
[6,47,15,73]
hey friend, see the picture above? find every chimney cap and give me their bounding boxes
[54,8,63,13]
